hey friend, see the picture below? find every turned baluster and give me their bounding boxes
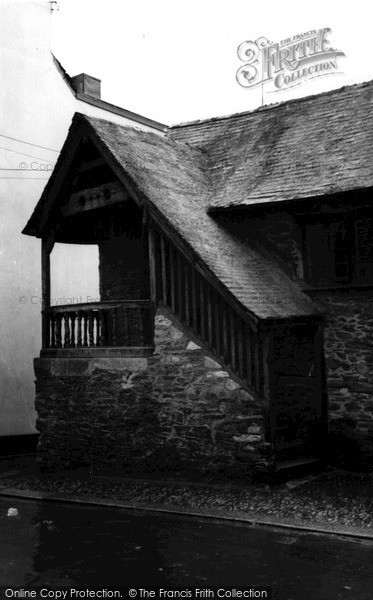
[50,314,56,349]
[64,313,71,348]
[55,314,62,348]
[112,308,117,346]
[70,312,76,347]
[93,311,98,347]
[138,305,145,345]
[82,313,88,347]
[76,311,82,347]
[88,310,94,347]
[122,306,129,345]
[98,310,106,346]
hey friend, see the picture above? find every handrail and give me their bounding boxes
[149,219,264,398]
[44,299,151,313]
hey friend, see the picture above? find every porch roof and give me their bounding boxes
[169,79,373,210]
[23,113,321,321]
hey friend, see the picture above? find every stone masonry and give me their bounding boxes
[227,210,373,466]
[34,311,273,478]
[314,290,373,465]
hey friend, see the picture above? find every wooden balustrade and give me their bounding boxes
[42,219,262,394]
[150,223,262,397]
[42,300,153,350]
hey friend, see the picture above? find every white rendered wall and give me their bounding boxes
[0,0,162,436]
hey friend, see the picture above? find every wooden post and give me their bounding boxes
[253,330,260,395]
[260,327,275,445]
[191,268,198,333]
[148,220,157,310]
[222,301,228,362]
[147,220,158,347]
[177,251,183,320]
[199,278,206,342]
[314,323,328,457]
[184,262,191,327]
[169,246,176,313]
[229,309,236,370]
[246,327,253,388]
[207,286,213,348]
[160,235,168,306]
[237,318,244,379]
[41,238,52,349]
[214,293,222,359]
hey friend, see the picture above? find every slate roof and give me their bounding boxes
[23,113,321,321]
[169,80,373,210]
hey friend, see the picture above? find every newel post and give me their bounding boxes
[41,237,53,349]
[147,213,157,345]
[260,325,275,446]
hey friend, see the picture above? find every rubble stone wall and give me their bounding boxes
[229,211,373,466]
[34,311,273,477]
[314,290,373,465]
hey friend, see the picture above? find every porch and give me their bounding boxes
[25,115,328,476]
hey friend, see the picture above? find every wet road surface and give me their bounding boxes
[0,497,372,599]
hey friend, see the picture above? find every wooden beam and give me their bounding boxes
[78,157,106,173]
[41,239,51,311]
[41,239,51,349]
[40,346,155,358]
[61,182,128,217]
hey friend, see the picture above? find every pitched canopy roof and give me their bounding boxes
[23,113,321,322]
[170,79,373,210]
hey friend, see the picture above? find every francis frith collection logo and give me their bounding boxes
[236,27,345,92]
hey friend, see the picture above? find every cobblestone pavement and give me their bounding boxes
[1,456,373,538]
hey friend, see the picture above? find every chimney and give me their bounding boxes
[71,73,101,99]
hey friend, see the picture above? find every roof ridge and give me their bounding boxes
[169,78,373,130]
[82,112,210,163]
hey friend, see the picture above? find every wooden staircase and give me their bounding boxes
[148,218,269,404]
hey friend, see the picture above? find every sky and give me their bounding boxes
[50,0,373,125]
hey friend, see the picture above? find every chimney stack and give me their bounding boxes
[71,73,101,99]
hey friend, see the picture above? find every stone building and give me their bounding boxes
[23,79,373,477]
